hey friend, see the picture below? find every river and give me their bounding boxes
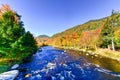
[16,46,120,80]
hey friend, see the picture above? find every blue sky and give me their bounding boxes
[0,0,120,36]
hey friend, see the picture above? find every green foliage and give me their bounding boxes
[114,29,120,47]
[12,31,37,53]
[100,36,111,48]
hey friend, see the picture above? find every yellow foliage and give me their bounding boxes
[114,29,120,38]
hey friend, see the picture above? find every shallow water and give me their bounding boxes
[16,46,120,80]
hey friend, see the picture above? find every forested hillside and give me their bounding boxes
[48,10,120,51]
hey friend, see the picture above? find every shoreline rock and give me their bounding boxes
[0,70,19,80]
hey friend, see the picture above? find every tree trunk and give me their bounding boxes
[112,37,115,51]
[108,45,110,50]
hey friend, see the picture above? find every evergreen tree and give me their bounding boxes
[12,31,37,53]
[0,9,25,47]
[0,5,37,56]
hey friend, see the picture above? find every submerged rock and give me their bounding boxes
[0,70,19,80]
[19,68,27,72]
[60,76,65,80]
[36,74,42,78]
[38,48,42,52]
[51,76,56,80]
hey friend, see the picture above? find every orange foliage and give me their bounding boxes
[0,4,11,12]
[79,28,101,49]
[0,4,19,23]
[0,4,11,18]
[45,18,106,49]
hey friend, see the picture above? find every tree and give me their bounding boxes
[101,10,120,50]
[114,29,120,48]
[110,10,120,50]
[0,5,25,47]
[0,4,37,55]
[11,31,37,53]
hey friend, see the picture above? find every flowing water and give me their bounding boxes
[16,46,120,80]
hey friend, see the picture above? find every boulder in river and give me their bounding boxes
[64,50,66,53]
[25,74,32,78]
[0,70,19,80]
[11,64,19,69]
[47,63,56,69]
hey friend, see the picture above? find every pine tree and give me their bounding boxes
[0,5,25,47]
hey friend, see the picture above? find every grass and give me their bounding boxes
[0,65,9,73]
[95,49,120,60]
[0,55,29,73]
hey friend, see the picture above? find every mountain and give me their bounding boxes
[36,35,50,47]
[37,35,50,38]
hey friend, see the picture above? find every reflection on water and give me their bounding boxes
[16,46,120,80]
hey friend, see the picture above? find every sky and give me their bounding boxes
[0,0,120,37]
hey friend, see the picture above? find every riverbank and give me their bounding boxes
[0,53,32,73]
[57,47,120,61]
[55,46,120,73]
[95,49,120,61]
